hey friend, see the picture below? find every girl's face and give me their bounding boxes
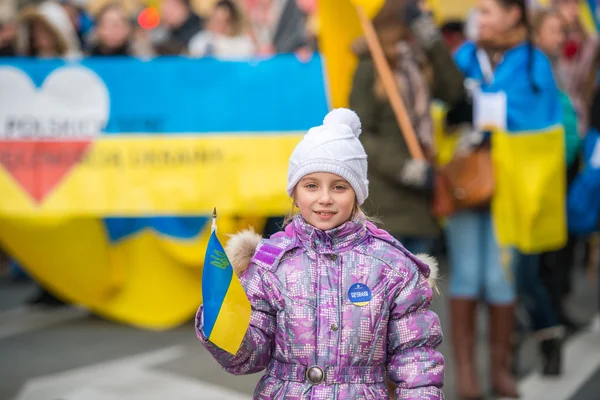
[477,0,521,43]
[536,15,566,58]
[294,172,356,231]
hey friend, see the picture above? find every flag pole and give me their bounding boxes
[211,207,217,233]
[355,5,425,161]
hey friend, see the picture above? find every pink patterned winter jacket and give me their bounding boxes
[196,215,444,399]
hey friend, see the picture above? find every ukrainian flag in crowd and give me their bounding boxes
[202,218,251,355]
[455,42,567,253]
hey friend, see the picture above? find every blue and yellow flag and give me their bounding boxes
[202,219,251,355]
[455,42,567,253]
[0,56,327,330]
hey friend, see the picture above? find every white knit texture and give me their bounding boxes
[287,109,369,205]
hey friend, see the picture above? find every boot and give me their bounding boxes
[451,299,483,400]
[540,338,562,376]
[537,327,564,376]
[489,304,520,398]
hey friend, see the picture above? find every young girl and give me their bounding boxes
[196,108,444,399]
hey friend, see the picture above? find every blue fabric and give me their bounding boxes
[567,129,600,234]
[445,210,515,304]
[1,55,329,134]
[9,259,29,280]
[104,216,209,242]
[454,41,562,132]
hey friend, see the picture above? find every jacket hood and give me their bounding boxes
[225,228,440,291]
[17,1,81,58]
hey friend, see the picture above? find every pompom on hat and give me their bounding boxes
[287,108,369,205]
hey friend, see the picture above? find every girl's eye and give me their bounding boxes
[334,185,347,191]
[305,183,318,189]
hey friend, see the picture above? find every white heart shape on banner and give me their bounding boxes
[0,65,110,139]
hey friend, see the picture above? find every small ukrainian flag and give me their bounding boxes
[202,208,251,355]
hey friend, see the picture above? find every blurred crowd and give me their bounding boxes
[0,0,316,59]
[345,1,599,398]
[1,1,599,399]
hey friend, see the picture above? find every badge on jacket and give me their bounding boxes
[348,283,372,306]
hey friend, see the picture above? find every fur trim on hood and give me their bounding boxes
[225,229,440,291]
[225,228,263,277]
[17,1,81,58]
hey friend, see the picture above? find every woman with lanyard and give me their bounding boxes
[446,0,564,398]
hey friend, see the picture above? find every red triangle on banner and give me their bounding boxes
[0,141,92,203]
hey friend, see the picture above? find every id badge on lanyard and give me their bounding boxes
[472,49,507,132]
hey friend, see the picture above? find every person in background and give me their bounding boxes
[86,2,154,57]
[188,0,255,59]
[554,0,599,136]
[16,1,81,58]
[441,0,566,396]
[0,21,17,56]
[350,13,440,256]
[157,0,203,54]
[532,7,586,333]
[87,2,132,56]
[59,0,93,51]
[243,0,310,55]
[441,20,467,53]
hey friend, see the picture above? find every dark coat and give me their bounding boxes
[350,54,439,238]
[350,38,465,238]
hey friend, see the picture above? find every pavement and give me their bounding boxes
[0,260,598,400]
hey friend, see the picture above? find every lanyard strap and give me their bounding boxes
[476,49,494,84]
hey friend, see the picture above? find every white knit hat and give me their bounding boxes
[287,108,369,205]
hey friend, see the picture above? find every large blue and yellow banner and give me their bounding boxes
[0,56,329,329]
[0,56,328,214]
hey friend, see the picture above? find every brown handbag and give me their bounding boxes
[432,147,494,217]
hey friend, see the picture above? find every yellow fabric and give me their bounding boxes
[427,0,477,23]
[0,135,302,216]
[209,276,252,355]
[491,125,567,253]
[432,102,460,166]
[579,1,598,36]
[0,215,264,329]
[317,0,385,108]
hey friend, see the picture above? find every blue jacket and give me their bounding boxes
[568,129,600,234]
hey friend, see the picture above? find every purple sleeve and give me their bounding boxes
[195,262,276,375]
[386,262,445,399]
